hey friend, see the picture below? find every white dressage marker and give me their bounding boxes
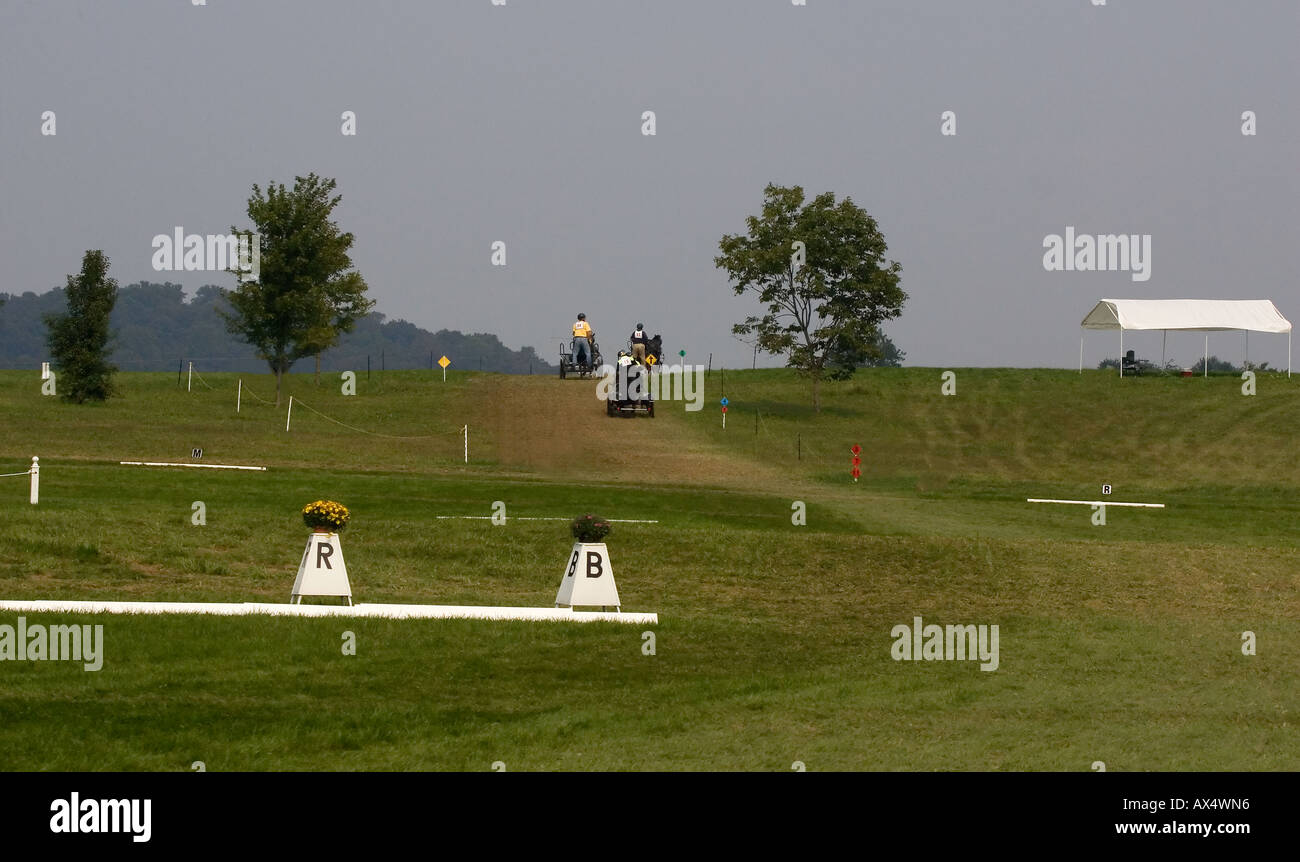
[120,461,267,471]
[1027,498,1164,508]
[0,599,656,624]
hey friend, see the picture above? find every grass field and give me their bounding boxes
[1,366,1297,770]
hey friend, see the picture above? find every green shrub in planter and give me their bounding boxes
[570,514,611,543]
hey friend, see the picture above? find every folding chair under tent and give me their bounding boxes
[1079,299,1292,378]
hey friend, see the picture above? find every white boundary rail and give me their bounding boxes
[0,599,657,624]
[120,462,267,471]
[435,515,659,523]
[1027,498,1164,508]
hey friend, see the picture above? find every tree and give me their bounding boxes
[1190,355,1240,374]
[221,173,374,404]
[716,184,905,410]
[44,250,118,402]
[859,331,905,367]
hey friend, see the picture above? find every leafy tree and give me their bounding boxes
[44,250,118,402]
[1192,355,1239,374]
[859,331,905,367]
[221,173,374,404]
[716,184,905,410]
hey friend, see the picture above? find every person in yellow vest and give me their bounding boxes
[571,313,594,365]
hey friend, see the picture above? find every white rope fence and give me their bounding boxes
[237,379,277,408]
[285,395,461,441]
[189,368,218,391]
[187,371,473,462]
[0,457,39,504]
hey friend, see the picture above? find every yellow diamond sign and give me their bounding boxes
[438,356,450,369]
[646,354,657,365]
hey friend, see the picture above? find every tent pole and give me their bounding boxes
[1204,335,1208,378]
[1161,330,1166,369]
[1119,329,1123,377]
[1245,330,1249,370]
[1079,332,1084,374]
[1288,331,1291,378]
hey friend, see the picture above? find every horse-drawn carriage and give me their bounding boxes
[606,359,654,418]
[559,336,602,379]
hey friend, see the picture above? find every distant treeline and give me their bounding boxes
[1098,356,1273,373]
[0,282,555,374]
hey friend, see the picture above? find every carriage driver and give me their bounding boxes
[572,313,594,365]
[630,323,649,363]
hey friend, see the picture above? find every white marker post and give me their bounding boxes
[188,361,193,392]
[29,457,38,504]
[463,424,468,463]
[41,362,50,381]
[286,396,294,432]
[292,532,353,605]
[556,542,621,611]
[237,379,242,413]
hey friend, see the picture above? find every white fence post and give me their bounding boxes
[286,396,294,432]
[29,456,39,505]
[237,378,242,413]
[188,361,193,392]
[464,425,468,463]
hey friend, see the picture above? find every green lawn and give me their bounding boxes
[0,368,1296,770]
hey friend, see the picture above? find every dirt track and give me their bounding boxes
[482,373,790,490]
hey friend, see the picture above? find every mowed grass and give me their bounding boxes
[0,368,1297,770]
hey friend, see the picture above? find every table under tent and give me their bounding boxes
[1079,299,1292,377]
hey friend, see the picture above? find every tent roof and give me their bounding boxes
[1081,299,1292,333]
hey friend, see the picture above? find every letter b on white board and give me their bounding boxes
[556,541,620,608]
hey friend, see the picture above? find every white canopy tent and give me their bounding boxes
[1080,299,1292,377]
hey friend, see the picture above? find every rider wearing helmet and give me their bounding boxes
[630,322,648,363]
[572,313,594,365]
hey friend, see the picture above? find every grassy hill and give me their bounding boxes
[0,367,1296,770]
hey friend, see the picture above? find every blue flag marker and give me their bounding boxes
[720,397,729,407]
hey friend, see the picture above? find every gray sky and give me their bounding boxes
[2,0,1296,370]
